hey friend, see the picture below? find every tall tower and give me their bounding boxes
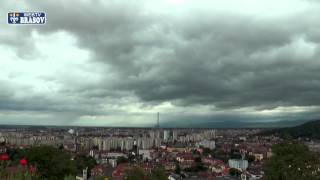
[157,112,160,129]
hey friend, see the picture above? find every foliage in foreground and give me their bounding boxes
[26,146,77,180]
[264,141,320,180]
[1,146,97,180]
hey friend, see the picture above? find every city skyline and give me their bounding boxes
[1,0,320,127]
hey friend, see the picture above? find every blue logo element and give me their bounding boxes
[8,12,46,24]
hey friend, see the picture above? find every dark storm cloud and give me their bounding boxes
[1,0,320,126]
[116,15,320,109]
[23,0,320,110]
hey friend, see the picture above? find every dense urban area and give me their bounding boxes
[1,122,320,180]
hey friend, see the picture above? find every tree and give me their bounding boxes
[264,141,320,180]
[229,168,241,177]
[194,157,202,163]
[26,146,77,180]
[194,157,206,171]
[117,156,129,164]
[1,146,99,180]
[64,175,76,180]
[175,163,181,174]
[202,148,212,156]
[92,176,105,180]
[229,149,242,159]
[150,166,167,180]
[74,155,97,176]
[5,169,35,180]
[246,155,255,163]
[7,148,28,165]
[124,166,167,180]
[125,167,148,180]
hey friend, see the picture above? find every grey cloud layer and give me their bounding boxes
[0,0,320,126]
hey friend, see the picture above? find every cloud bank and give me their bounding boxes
[0,0,320,127]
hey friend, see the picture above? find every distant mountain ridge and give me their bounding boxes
[0,119,310,129]
[261,119,320,139]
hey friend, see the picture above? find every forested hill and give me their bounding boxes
[261,120,320,139]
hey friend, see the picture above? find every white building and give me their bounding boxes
[228,159,248,171]
[108,158,117,168]
[138,149,152,161]
[120,137,134,151]
[197,140,215,149]
[172,130,178,140]
[163,130,170,141]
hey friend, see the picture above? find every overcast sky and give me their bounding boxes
[0,0,320,127]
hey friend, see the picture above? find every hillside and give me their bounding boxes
[261,120,320,139]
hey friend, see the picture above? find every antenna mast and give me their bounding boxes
[157,112,160,129]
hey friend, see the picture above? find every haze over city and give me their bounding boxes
[1,0,320,127]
